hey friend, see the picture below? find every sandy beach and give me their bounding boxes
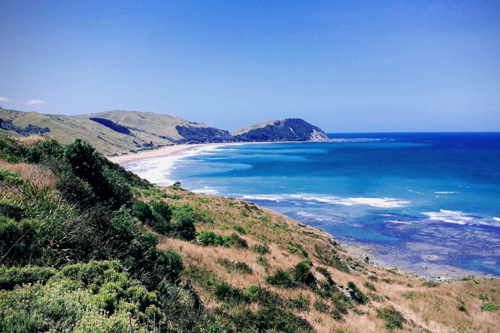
[108,143,221,165]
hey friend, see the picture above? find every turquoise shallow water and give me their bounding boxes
[126,133,500,278]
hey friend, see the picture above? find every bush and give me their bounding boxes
[376,307,406,329]
[0,266,57,290]
[232,224,246,234]
[457,305,467,312]
[291,293,310,312]
[291,261,316,286]
[266,270,295,289]
[216,258,252,275]
[0,168,24,185]
[148,200,173,234]
[348,281,370,304]
[314,300,330,313]
[245,285,260,302]
[226,233,248,249]
[198,231,224,246]
[288,244,308,258]
[252,244,270,255]
[257,255,268,266]
[0,261,162,333]
[26,139,64,164]
[132,200,153,222]
[128,233,183,288]
[175,210,196,241]
[481,303,498,312]
[364,282,376,291]
[331,253,350,273]
[214,282,249,305]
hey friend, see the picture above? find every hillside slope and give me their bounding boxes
[232,118,329,142]
[76,110,231,143]
[0,136,499,332]
[0,108,231,155]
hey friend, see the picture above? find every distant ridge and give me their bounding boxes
[0,108,329,155]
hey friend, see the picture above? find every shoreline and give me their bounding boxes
[108,139,338,166]
[110,141,496,282]
[108,143,217,165]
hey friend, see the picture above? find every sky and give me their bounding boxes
[1,0,499,132]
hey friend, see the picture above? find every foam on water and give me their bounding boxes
[423,210,477,225]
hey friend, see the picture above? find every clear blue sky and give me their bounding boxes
[1,0,499,132]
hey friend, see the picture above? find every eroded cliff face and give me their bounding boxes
[233,118,329,142]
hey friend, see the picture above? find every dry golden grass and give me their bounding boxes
[0,160,58,187]
[16,135,45,146]
[142,186,500,332]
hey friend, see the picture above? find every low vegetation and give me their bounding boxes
[1,136,499,332]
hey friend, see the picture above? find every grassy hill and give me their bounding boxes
[0,108,229,156]
[0,136,499,332]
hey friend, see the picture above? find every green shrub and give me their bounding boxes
[214,282,249,305]
[331,253,350,273]
[252,244,270,255]
[332,292,350,315]
[257,255,268,266]
[314,300,330,313]
[198,198,210,203]
[457,305,467,312]
[245,285,260,302]
[194,209,214,223]
[233,262,253,275]
[229,304,313,332]
[291,261,316,286]
[216,258,253,275]
[232,224,246,234]
[481,303,498,312]
[226,233,248,249]
[26,139,64,164]
[0,266,57,290]
[0,168,24,185]
[132,200,153,221]
[368,275,378,281]
[175,209,196,241]
[287,244,308,258]
[291,293,310,311]
[348,281,370,304]
[376,307,406,329]
[198,231,224,246]
[148,200,173,234]
[364,282,376,291]
[266,270,295,289]
[258,215,271,222]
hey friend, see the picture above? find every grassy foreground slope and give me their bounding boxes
[0,136,499,332]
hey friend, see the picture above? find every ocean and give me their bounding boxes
[125,132,500,279]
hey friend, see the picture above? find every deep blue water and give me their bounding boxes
[126,133,500,278]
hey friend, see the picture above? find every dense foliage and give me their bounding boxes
[0,137,221,332]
